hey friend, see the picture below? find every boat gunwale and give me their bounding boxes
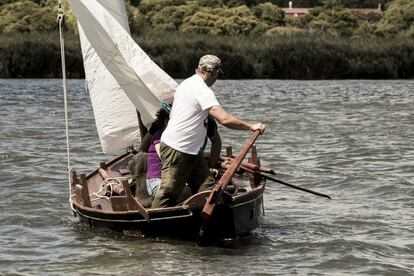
[71,183,265,219]
[85,151,131,179]
[72,183,264,212]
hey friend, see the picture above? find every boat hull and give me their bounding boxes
[72,185,264,241]
[70,151,266,242]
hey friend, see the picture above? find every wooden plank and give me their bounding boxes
[249,146,262,186]
[250,145,260,166]
[119,168,130,175]
[121,179,150,221]
[111,196,128,211]
[80,173,92,207]
[98,168,110,179]
[70,169,78,195]
[74,184,84,205]
[226,146,233,157]
[71,170,78,185]
[182,191,211,209]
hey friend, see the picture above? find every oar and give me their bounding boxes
[198,130,261,243]
[219,155,275,174]
[242,166,331,200]
[204,152,275,174]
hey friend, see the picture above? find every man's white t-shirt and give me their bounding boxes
[161,74,220,155]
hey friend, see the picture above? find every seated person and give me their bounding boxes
[128,102,170,203]
[145,105,170,199]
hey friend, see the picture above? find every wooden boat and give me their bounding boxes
[70,146,267,241]
[62,0,280,243]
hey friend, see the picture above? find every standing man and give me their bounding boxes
[151,55,266,208]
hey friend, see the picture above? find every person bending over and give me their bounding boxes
[151,55,266,208]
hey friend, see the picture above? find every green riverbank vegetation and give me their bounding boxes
[0,0,413,79]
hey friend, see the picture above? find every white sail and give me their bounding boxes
[67,0,177,153]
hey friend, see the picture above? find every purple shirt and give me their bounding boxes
[146,129,163,179]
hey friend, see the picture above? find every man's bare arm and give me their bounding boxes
[209,105,266,133]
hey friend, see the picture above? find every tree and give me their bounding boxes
[252,2,284,26]
[352,21,378,39]
[308,8,359,37]
[214,14,263,35]
[265,26,305,36]
[150,5,195,31]
[215,5,266,34]
[180,11,222,34]
[222,0,266,7]
[139,0,182,16]
[180,5,265,35]
[322,0,344,9]
[377,0,414,37]
[0,0,56,33]
[256,0,324,7]
[0,0,15,6]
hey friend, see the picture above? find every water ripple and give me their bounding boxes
[1,79,414,274]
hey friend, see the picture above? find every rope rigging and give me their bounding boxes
[89,177,132,201]
[57,1,72,204]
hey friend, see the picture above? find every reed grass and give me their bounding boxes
[0,31,413,79]
[0,32,83,78]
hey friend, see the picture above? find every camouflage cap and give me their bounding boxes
[198,55,223,73]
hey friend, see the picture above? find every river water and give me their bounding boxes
[0,79,413,275]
